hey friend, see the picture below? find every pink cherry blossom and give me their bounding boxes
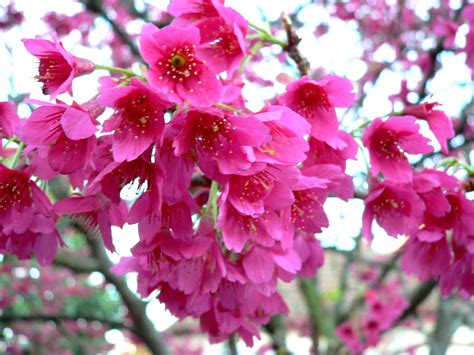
[98,77,170,162]
[21,100,98,174]
[362,116,433,182]
[172,107,269,180]
[0,101,20,138]
[0,165,62,265]
[403,102,454,153]
[362,180,425,239]
[23,38,95,98]
[279,75,355,142]
[139,23,222,106]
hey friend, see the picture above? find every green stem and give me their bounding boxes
[210,181,219,224]
[349,120,371,135]
[95,64,144,79]
[214,103,238,112]
[249,22,287,48]
[436,157,474,175]
[203,181,219,224]
[298,278,336,351]
[356,140,370,175]
[10,141,25,168]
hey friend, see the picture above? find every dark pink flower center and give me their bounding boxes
[0,171,32,212]
[233,172,273,204]
[116,93,161,139]
[295,83,331,115]
[372,190,408,215]
[205,21,240,56]
[291,190,321,224]
[374,130,404,161]
[157,45,201,83]
[192,114,233,156]
[37,52,72,90]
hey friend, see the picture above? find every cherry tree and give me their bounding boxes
[0,0,473,354]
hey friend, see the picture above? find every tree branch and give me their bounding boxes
[298,278,335,354]
[0,313,136,334]
[84,233,170,355]
[53,251,98,273]
[396,279,437,324]
[336,253,401,324]
[264,314,291,355]
[282,15,310,76]
[429,296,463,355]
[81,0,143,62]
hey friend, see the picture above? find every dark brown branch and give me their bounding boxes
[396,279,437,324]
[53,251,98,273]
[282,15,310,77]
[429,296,463,355]
[81,0,143,62]
[264,314,291,355]
[298,278,335,354]
[417,2,466,100]
[0,313,135,334]
[85,234,170,355]
[336,253,401,324]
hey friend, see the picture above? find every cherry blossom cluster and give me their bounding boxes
[362,106,474,298]
[0,0,359,345]
[335,279,408,354]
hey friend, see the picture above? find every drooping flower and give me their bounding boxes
[0,165,36,233]
[54,193,128,252]
[21,100,98,175]
[362,180,425,240]
[98,78,170,162]
[223,166,295,217]
[22,38,95,98]
[362,116,433,182]
[279,75,355,142]
[440,251,474,298]
[413,169,458,218]
[139,23,222,106]
[199,281,288,346]
[218,203,286,252]
[167,0,222,24]
[195,4,248,76]
[0,165,62,265]
[87,153,164,223]
[253,105,310,166]
[401,231,451,281]
[402,102,454,153]
[293,232,325,278]
[303,130,358,170]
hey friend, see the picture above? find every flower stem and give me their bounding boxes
[204,180,220,224]
[10,141,25,168]
[214,103,238,112]
[249,22,287,48]
[95,64,144,79]
[437,157,474,175]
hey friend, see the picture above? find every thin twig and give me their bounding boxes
[81,0,143,62]
[0,313,136,334]
[282,15,310,76]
